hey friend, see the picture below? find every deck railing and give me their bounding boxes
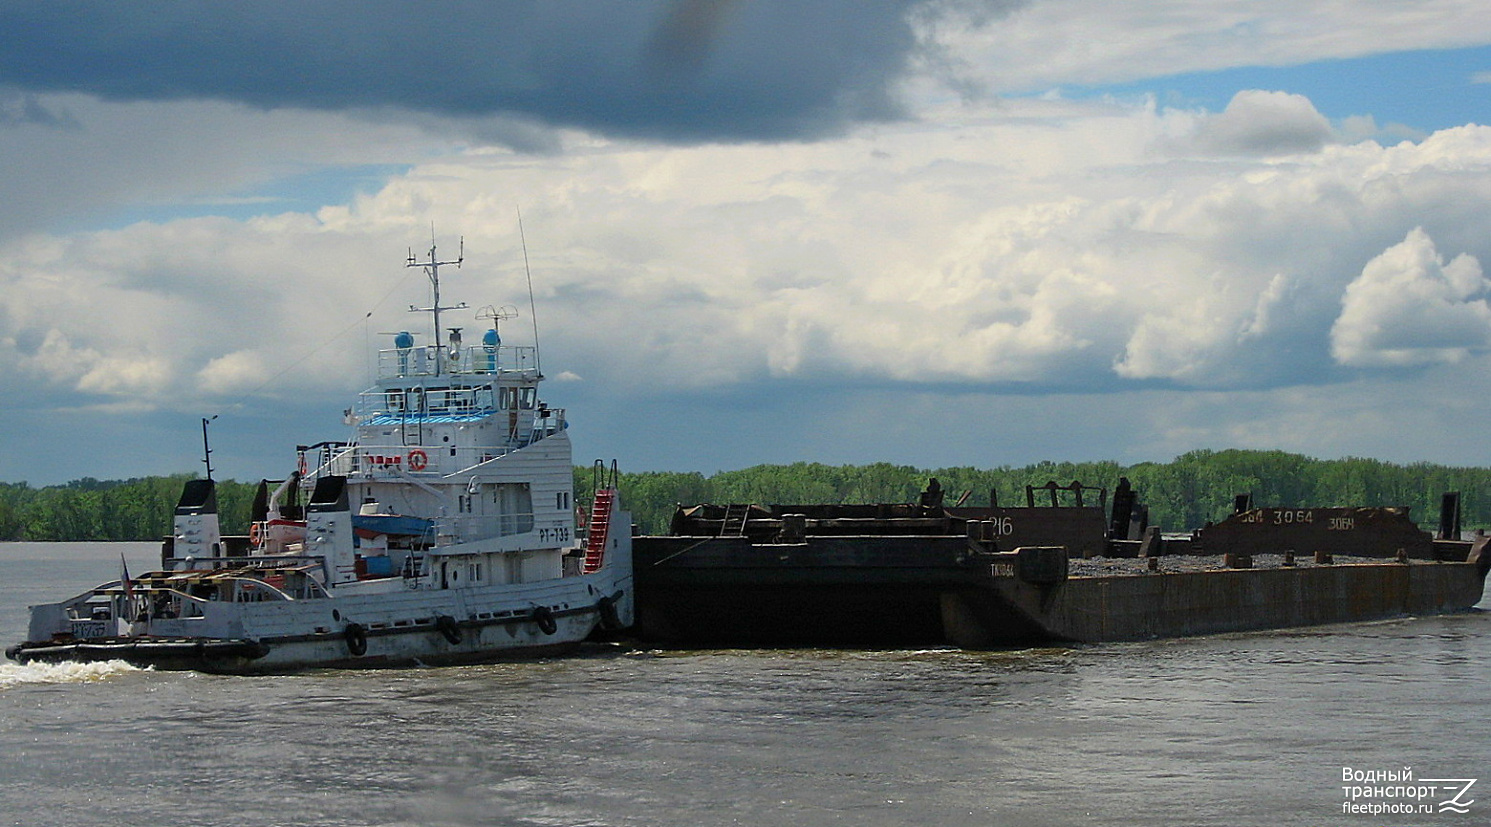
[322,421,564,478]
[430,513,537,544]
[377,345,538,379]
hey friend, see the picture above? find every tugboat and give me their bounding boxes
[6,238,633,673]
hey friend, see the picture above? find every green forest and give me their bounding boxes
[4,449,1491,542]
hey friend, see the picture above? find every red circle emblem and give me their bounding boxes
[407,449,429,471]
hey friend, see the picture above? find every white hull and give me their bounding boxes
[248,568,631,671]
[13,546,633,674]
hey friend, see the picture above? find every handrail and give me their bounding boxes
[377,344,539,379]
[221,577,295,601]
[337,424,565,478]
[160,555,325,569]
[428,513,537,546]
[317,445,361,477]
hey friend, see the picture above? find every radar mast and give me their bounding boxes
[407,230,466,376]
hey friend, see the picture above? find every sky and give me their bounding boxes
[3,0,1491,486]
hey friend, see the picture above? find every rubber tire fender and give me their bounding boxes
[532,606,558,636]
[436,614,463,645]
[344,623,368,657]
[596,595,623,632]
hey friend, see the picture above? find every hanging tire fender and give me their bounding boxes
[344,623,368,657]
[532,606,558,635]
[436,614,463,645]
[596,595,623,631]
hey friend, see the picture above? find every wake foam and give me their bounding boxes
[0,659,143,689]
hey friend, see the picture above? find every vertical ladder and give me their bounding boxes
[582,489,614,573]
[583,459,620,574]
[401,407,421,446]
[719,503,750,537]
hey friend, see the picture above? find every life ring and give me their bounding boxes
[249,522,262,545]
[407,449,428,471]
[596,595,623,632]
[532,606,558,635]
[344,623,368,656]
[436,614,463,644]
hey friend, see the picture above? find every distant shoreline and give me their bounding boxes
[4,449,1490,540]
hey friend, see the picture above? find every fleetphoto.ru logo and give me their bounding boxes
[1341,767,1476,817]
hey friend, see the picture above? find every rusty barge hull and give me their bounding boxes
[632,494,1489,648]
[948,561,1486,646]
[634,537,1487,647]
[635,536,1485,646]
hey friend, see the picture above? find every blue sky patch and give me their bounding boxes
[1068,44,1491,135]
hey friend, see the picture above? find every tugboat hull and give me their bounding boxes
[10,575,631,674]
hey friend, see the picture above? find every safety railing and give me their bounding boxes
[378,345,538,379]
[333,415,567,478]
[430,513,537,545]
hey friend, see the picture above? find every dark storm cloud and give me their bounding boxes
[0,0,948,142]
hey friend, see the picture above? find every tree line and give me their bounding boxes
[0,475,259,543]
[4,449,1488,542]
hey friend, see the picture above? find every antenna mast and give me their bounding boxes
[201,415,217,480]
[407,229,466,376]
[517,208,542,374]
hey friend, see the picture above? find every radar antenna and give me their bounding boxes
[476,305,518,372]
[476,304,520,331]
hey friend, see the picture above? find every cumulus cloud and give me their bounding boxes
[7,99,1491,428]
[1330,227,1491,367]
[1190,90,1334,156]
[0,214,381,415]
[198,350,273,396]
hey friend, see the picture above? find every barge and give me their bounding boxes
[632,481,1489,647]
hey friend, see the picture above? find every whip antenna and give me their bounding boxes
[517,207,542,374]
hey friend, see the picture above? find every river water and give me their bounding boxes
[1,541,1487,827]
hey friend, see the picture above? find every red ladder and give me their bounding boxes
[582,488,615,573]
